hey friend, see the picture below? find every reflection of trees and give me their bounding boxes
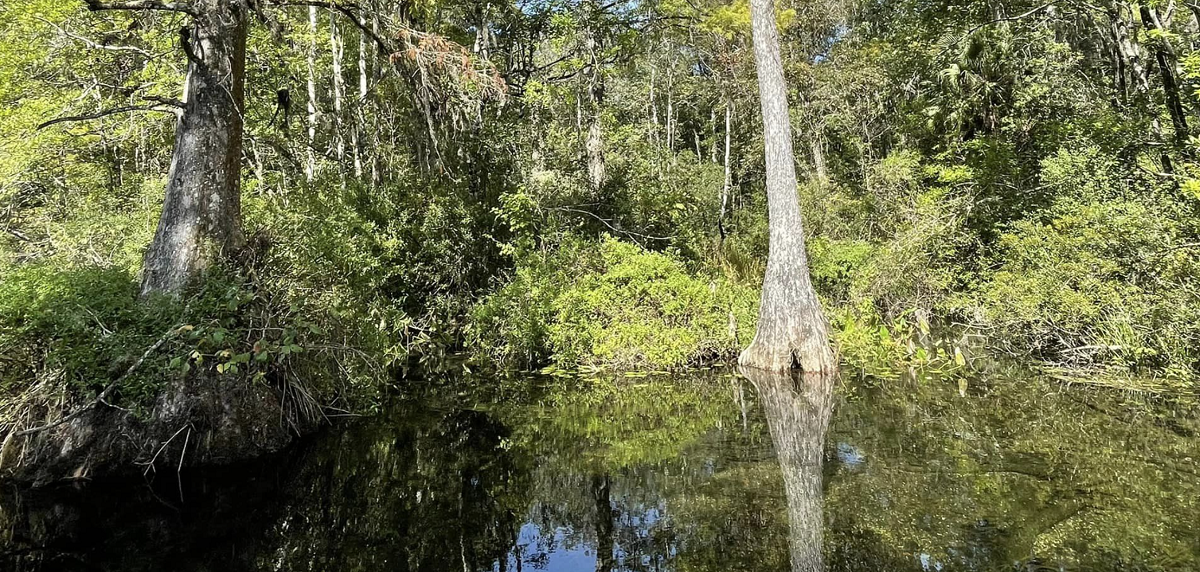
[6,370,1195,572]
[592,475,615,572]
[822,374,1200,571]
[741,366,835,572]
[0,402,532,572]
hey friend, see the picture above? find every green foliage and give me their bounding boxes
[968,197,1200,382]
[548,238,757,369]
[469,236,758,371]
[0,265,169,411]
[4,0,1200,410]
[0,262,381,423]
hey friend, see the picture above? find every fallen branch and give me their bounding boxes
[10,326,180,439]
[548,205,675,245]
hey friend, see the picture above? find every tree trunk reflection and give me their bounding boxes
[742,366,835,572]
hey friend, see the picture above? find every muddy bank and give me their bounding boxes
[0,373,321,487]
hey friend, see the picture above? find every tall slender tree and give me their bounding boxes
[740,0,836,372]
[306,4,319,182]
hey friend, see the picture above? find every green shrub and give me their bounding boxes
[469,236,758,370]
[0,262,384,425]
[965,198,1200,380]
[0,265,170,411]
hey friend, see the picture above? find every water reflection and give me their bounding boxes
[741,366,835,572]
[1,369,1198,571]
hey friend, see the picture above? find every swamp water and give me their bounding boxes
[2,368,1198,571]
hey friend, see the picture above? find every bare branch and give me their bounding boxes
[84,0,200,16]
[267,1,395,56]
[37,104,178,130]
[3,227,36,243]
[141,94,185,108]
[548,206,674,246]
[35,16,154,57]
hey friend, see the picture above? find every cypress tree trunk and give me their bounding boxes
[740,0,835,372]
[140,0,247,296]
[353,25,367,178]
[583,17,606,192]
[306,5,318,181]
[810,135,828,184]
[330,9,346,164]
[719,99,732,241]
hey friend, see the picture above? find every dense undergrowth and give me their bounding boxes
[4,0,1200,438]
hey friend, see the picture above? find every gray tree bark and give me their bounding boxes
[306,5,319,181]
[330,8,346,164]
[740,0,835,372]
[810,134,828,185]
[742,366,834,572]
[719,100,732,240]
[583,16,606,192]
[140,0,247,296]
[353,26,366,178]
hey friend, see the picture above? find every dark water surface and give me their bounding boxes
[2,368,1198,571]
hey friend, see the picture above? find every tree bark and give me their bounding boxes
[306,5,318,181]
[330,8,346,165]
[583,9,606,193]
[710,106,719,163]
[140,0,247,296]
[740,0,835,373]
[1110,2,1149,94]
[810,134,828,184]
[742,366,833,572]
[353,25,366,178]
[667,77,675,154]
[1141,5,1191,154]
[719,100,732,241]
[650,66,659,144]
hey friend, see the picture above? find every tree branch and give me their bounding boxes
[548,206,674,245]
[35,16,154,57]
[84,0,200,17]
[939,0,1062,55]
[37,104,178,130]
[267,1,395,57]
[141,94,186,108]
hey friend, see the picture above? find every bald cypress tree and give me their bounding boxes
[740,0,835,372]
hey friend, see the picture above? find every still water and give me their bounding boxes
[2,367,1198,571]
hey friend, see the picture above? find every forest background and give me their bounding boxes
[2,0,1199,424]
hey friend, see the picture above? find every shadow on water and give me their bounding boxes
[2,367,1199,571]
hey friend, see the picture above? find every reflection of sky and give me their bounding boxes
[495,502,670,571]
[494,523,596,572]
[836,442,866,468]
